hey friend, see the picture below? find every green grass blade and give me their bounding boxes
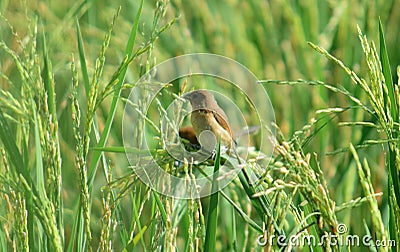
[152,189,167,225]
[134,194,146,250]
[204,141,221,252]
[90,146,156,154]
[0,108,25,174]
[237,167,283,236]
[67,202,84,252]
[379,19,400,198]
[41,28,56,122]
[379,18,400,243]
[0,230,6,252]
[231,205,237,251]
[124,225,148,251]
[132,225,148,247]
[76,19,90,94]
[219,190,262,233]
[124,0,143,59]
[87,0,144,186]
[33,111,45,203]
[379,18,398,122]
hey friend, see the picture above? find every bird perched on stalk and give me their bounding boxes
[183,90,236,153]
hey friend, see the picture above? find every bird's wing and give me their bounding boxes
[212,109,237,144]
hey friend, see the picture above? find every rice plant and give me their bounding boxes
[0,0,399,251]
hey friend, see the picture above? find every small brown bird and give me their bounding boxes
[183,90,236,152]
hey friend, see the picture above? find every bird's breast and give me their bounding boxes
[190,110,233,149]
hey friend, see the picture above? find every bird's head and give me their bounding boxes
[183,90,216,109]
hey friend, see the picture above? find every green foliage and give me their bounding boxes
[204,141,220,252]
[0,0,399,251]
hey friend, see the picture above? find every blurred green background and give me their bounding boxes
[1,0,399,250]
